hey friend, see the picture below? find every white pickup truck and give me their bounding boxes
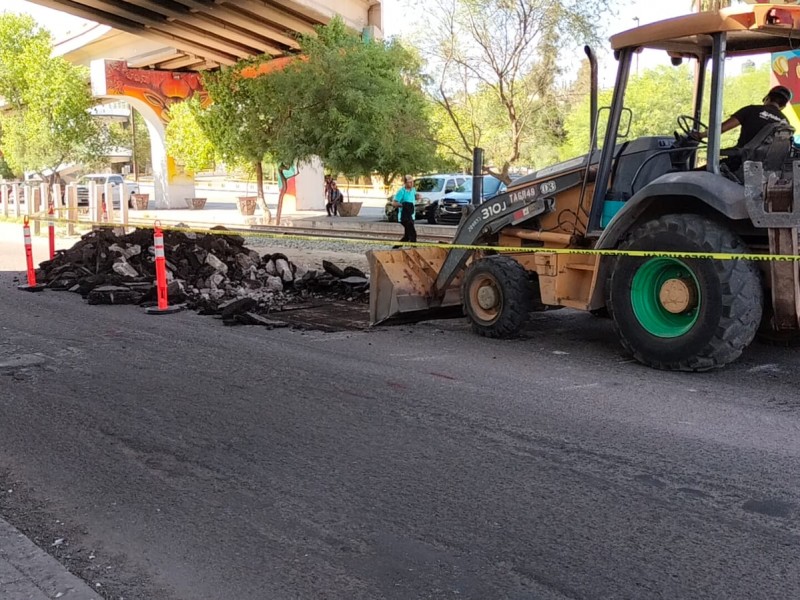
[76,174,138,208]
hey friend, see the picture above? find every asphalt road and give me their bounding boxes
[1,267,800,599]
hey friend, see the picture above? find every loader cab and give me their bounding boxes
[586,44,719,234]
[584,4,800,238]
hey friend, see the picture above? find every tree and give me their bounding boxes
[411,0,613,183]
[197,59,284,218]
[0,14,108,191]
[165,97,216,173]
[267,17,439,185]
[558,62,770,160]
[560,65,693,160]
[194,16,438,223]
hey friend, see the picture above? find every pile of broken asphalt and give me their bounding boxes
[35,227,370,327]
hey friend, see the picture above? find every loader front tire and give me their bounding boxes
[606,214,762,371]
[462,256,531,338]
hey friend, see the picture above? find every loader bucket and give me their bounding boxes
[368,247,464,325]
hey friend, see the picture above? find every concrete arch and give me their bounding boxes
[104,94,174,207]
[90,59,198,208]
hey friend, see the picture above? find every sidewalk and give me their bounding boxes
[0,517,102,600]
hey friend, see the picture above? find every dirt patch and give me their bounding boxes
[267,300,369,331]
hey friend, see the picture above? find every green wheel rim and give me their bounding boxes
[630,257,701,338]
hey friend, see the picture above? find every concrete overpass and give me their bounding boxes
[30,0,382,71]
[28,0,383,212]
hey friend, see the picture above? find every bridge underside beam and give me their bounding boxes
[27,0,363,70]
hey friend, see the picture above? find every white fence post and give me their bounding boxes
[120,181,129,226]
[11,183,19,218]
[31,185,41,235]
[89,181,102,225]
[104,182,115,224]
[66,183,77,236]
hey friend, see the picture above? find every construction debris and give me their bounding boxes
[37,227,369,325]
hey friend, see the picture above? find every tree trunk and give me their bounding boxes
[255,161,264,203]
[41,171,55,206]
[488,164,512,186]
[254,161,272,222]
[275,163,288,227]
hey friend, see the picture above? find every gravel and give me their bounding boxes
[241,235,394,256]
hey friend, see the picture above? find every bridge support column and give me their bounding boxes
[91,60,201,209]
[294,157,325,211]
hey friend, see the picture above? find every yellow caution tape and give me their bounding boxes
[4,212,800,263]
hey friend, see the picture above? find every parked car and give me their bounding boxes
[384,192,431,222]
[416,173,468,223]
[384,173,468,222]
[435,175,507,225]
[76,174,138,208]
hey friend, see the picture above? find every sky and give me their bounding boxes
[4,0,90,37]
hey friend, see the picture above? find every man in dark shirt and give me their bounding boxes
[325,181,344,216]
[693,85,791,147]
[728,86,791,147]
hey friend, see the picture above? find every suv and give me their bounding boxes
[76,174,138,208]
[436,175,507,225]
[416,174,468,223]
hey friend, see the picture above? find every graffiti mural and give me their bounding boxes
[771,50,800,132]
[103,60,207,122]
[93,57,309,213]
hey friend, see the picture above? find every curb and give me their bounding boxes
[0,517,103,600]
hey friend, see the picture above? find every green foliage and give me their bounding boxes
[195,17,438,186]
[0,154,15,179]
[270,18,438,182]
[558,63,770,160]
[414,0,614,182]
[198,63,278,168]
[109,110,152,175]
[560,65,694,159]
[0,13,107,182]
[165,97,216,173]
[0,13,50,107]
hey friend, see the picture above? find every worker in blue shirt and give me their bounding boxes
[392,174,417,246]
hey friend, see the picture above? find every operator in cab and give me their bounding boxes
[692,85,792,147]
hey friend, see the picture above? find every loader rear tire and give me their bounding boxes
[462,256,531,338]
[606,214,762,371]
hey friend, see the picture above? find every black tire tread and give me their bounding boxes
[606,214,762,372]
[463,256,531,339]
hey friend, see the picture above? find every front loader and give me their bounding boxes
[370,4,800,371]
